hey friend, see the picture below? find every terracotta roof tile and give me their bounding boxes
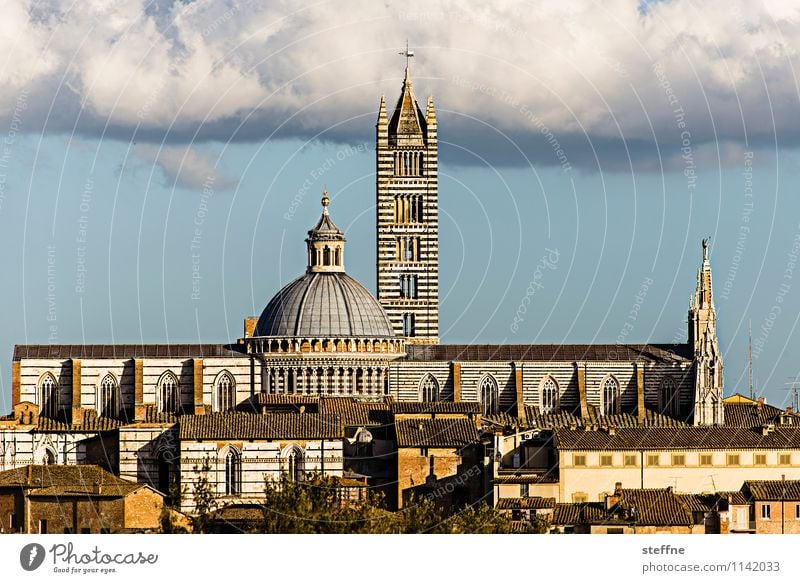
[554,426,800,450]
[391,402,481,415]
[394,418,479,448]
[179,412,343,440]
[497,497,556,510]
[743,480,800,501]
[0,464,144,497]
[319,397,390,426]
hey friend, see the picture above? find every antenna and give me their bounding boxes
[748,320,754,400]
[785,378,800,410]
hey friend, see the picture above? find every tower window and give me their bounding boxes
[399,274,418,298]
[402,313,416,337]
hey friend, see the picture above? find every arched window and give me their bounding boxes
[480,374,499,416]
[711,396,720,425]
[157,372,179,414]
[38,373,59,419]
[541,376,559,414]
[402,313,415,337]
[98,373,119,418]
[660,377,679,417]
[602,376,620,416]
[285,446,304,482]
[215,371,235,412]
[419,374,439,402]
[224,448,241,496]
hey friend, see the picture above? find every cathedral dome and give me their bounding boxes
[255,271,394,338]
[254,192,395,339]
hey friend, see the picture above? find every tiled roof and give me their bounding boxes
[554,426,800,450]
[0,464,144,497]
[391,402,481,415]
[319,397,390,426]
[405,343,691,363]
[677,494,713,513]
[496,497,556,510]
[14,344,244,360]
[36,409,126,433]
[493,471,559,484]
[179,412,343,440]
[553,489,693,527]
[620,488,693,526]
[139,405,179,425]
[743,480,800,501]
[256,394,321,406]
[394,418,479,448]
[717,491,749,506]
[723,402,787,428]
[552,502,606,525]
[524,405,689,430]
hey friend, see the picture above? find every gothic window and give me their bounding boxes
[402,313,416,337]
[480,374,499,416]
[602,376,620,416]
[39,373,59,419]
[399,274,407,298]
[99,373,119,418]
[410,274,417,298]
[711,396,720,425]
[224,447,241,496]
[215,371,235,412]
[541,376,559,414]
[286,446,304,482]
[419,374,439,402]
[660,377,679,417]
[157,372,179,414]
[419,153,425,175]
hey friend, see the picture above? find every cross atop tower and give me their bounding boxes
[399,40,414,69]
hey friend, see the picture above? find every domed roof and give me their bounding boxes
[255,271,395,338]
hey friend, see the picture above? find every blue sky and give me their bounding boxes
[2,0,800,409]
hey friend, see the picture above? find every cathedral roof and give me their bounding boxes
[254,271,394,338]
[405,343,692,363]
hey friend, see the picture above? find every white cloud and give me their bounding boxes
[133,143,238,190]
[1,0,799,169]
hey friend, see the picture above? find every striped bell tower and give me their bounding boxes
[376,63,439,344]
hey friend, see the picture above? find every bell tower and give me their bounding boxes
[689,239,724,425]
[376,59,439,343]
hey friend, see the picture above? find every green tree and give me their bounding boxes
[190,457,217,534]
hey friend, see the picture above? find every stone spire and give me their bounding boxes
[388,65,426,144]
[690,238,724,425]
[306,191,345,273]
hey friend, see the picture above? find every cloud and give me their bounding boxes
[133,144,238,190]
[1,0,799,170]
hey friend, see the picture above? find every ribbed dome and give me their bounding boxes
[255,272,395,338]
